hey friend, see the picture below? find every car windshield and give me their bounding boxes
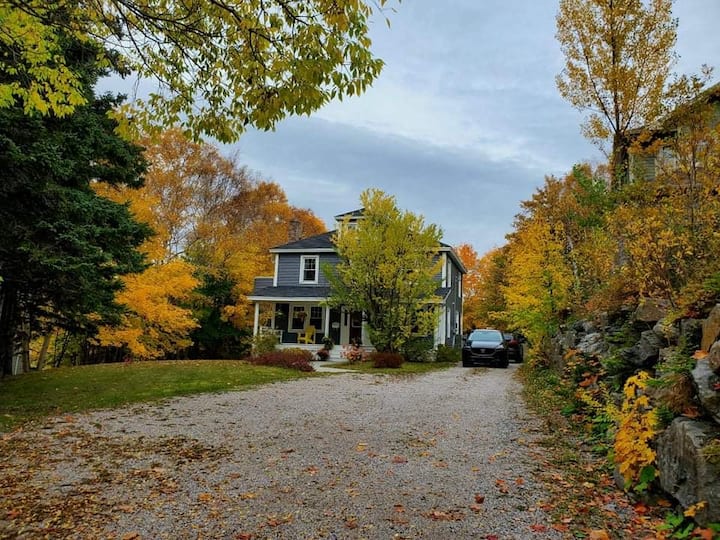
[468,330,502,342]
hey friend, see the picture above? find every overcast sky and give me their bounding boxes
[218,1,720,256]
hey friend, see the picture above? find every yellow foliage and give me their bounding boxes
[96,260,199,359]
[614,371,659,487]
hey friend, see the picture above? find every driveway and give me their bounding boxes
[1,364,561,539]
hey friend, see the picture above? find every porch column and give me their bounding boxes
[324,305,330,338]
[253,302,260,336]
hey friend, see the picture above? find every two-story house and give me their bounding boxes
[248,210,466,352]
[629,82,720,182]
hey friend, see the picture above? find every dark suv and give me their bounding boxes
[503,332,524,363]
[462,329,509,368]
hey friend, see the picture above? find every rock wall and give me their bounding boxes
[553,301,720,525]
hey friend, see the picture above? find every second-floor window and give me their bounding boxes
[300,255,319,284]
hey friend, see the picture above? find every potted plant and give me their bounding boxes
[316,348,330,361]
[322,336,334,350]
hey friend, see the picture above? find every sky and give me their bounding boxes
[219,0,720,256]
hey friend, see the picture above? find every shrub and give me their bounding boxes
[369,351,404,368]
[322,336,334,350]
[401,336,434,362]
[341,344,366,363]
[252,332,278,355]
[249,348,314,372]
[315,348,330,361]
[436,344,460,363]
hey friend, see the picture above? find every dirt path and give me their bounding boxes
[1,365,563,539]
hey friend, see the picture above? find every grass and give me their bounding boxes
[332,360,457,375]
[0,360,317,432]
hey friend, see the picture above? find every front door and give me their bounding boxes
[349,310,363,345]
[329,308,341,346]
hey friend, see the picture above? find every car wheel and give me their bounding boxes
[499,359,509,368]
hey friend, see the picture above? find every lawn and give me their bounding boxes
[0,360,317,432]
[331,360,457,375]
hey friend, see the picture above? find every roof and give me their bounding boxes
[269,231,467,273]
[248,285,332,301]
[270,231,336,252]
[334,208,365,221]
[630,81,720,137]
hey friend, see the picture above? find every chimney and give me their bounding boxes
[288,218,302,242]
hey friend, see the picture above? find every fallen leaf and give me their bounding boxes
[530,524,547,532]
[474,494,485,504]
[197,493,212,502]
[239,492,256,500]
[515,477,525,485]
[345,518,358,529]
[588,531,610,540]
[392,455,408,464]
[694,528,716,540]
[235,534,253,540]
[469,504,483,513]
[122,533,141,540]
[693,350,708,360]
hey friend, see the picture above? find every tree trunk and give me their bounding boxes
[36,333,52,371]
[0,283,18,377]
[611,132,630,189]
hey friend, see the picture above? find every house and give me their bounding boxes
[248,210,466,353]
[629,82,720,182]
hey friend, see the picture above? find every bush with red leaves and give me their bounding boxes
[369,352,404,369]
[249,348,315,372]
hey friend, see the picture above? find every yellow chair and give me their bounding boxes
[298,325,316,344]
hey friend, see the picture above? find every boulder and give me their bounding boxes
[709,341,720,374]
[692,359,720,424]
[681,319,703,351]
[702,305,720,351]
[576,332,608,358]
[656,418,720,526]
[653,320,679,345]
[623,330,663,367]
[634,297,670,323]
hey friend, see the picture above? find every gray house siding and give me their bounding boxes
[276,253,340,287]
[443,257,463,347]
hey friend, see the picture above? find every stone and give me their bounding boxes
[576,332,608,358]
[656,417,720,526]
[627,330,662,367]
[702,305,720,351]
[681,318,703,351]
[709,341,720,374]
[633,297,670,323]
[653,320,679,344]
[692,359,720,424]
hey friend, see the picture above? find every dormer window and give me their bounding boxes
[300,255,319,284]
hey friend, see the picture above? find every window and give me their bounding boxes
[309,306,323,329]
[300,255,319,284]
[291,307,307,330]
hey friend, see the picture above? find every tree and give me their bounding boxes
[0,38,150,376]
[556,0,677,187]
[457,245,509,331]
[503,219,573,363]
[326,189,442,353]
[0,0,396,142]
[95,130,325,358]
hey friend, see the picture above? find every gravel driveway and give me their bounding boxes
[2,364,563,539]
